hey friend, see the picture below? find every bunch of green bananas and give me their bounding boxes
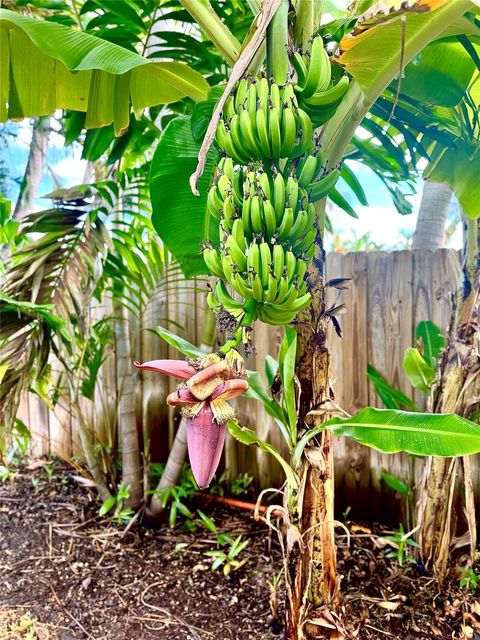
[203,154,340,325]
[292,36,350,127]
[216,77,314,163]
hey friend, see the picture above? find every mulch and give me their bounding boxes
[0,464,479,640]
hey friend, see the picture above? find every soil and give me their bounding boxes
[0,464,479,640]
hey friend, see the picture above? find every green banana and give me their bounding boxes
[304,76,349,108]
[297,154,318,188]
[247,240,260,273]
[233,272,254,300]
[280,106,297,158]
[259,240,272,288]
[285,250,296,282]
[239,108,261,157]
[286,177,299,213]
[270,82,281,112]
[203,247,225,279]
[256,108,271,158]
[289,209,309,242]
[231,218,246,252]
[278,206,294,240]
[291,50,308,88]
[297,37,325,98]
[264,273,278,303]
[262,198,277,237]
[272,171,286,223]
[225,234,247,272]
[215,280,244,309]
[272,243,285,279]
[250,272,265,302]
[250,195,263,234]
[234,78,248,111]
[308,168,340,202]
[268,107,282,158]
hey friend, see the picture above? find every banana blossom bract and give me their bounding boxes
[134,353,248,489]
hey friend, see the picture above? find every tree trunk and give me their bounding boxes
[147,306,216,518]
[13,116,50,221]
[115,302,143,508]
[283,237,339,639]
[417,217,480,580]
[412,180,452,251]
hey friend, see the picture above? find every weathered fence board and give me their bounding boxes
[19,249,478,523]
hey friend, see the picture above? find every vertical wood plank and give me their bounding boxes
[28,395,50,458]
[327,252,371,518]
[367,251,413,523]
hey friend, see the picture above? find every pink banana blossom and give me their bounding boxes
[134,353,248,489]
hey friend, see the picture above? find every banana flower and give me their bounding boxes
[134,353,248,489]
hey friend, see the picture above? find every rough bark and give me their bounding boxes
[412,180,453,251]
[13,117,50,221]
[115,302,143,508]
[284,242,339,639]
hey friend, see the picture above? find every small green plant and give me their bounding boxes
[99,482,134,524]
[196,510,249,574]
[42,460,60,483]
[174,542,189,558]
[150,464,198,530]
[0,464,17,483]
[230,472,254,496]
[210,470,254,497]
[459,566,480,592]
[9,613,38,640]
[383,524,419,567]
[204,534,250,575]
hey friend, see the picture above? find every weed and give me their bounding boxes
[99,482,134,524]
[383,524,419,567]
[459,566,480,592]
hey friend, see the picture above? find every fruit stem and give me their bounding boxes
[219,300,258,355]
[266,0,289,84]
[294,0,314,49]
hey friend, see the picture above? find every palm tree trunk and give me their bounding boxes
[412,180,453,251]
[13,116,50,221]
[115,302,143,508]
[417,216,480,580]
[148,305,216,517]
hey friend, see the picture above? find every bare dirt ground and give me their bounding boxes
[1,464,479,639]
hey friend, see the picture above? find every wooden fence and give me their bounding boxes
[17,249,479,523]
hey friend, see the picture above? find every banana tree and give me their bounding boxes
[2,1,480,638]
[147,1,480,637]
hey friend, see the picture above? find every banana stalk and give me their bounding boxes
[267,0,289,83]
[179,0,241,65]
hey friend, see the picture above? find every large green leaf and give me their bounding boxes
[150,116,219,277]
[323,407,480,457]
[337,4,478,100]
[0,9,209,132]
[400,40,476,107]
[425,142,480,218]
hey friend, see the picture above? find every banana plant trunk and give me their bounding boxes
[412,180,453,251]
[13,116,50,221]
[284,246,338,639]
[417,217,480,579]
[115,301,143,508]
